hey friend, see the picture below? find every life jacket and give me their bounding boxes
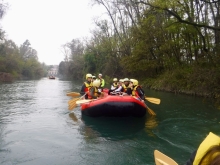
[111,82,118,90]
[123,84,130,92]
[132,85,145,99]
[84,81,92,93]
[132,86,139,97]
[88,87,99,99]
[98,78,105,87]
[113,82,118,88]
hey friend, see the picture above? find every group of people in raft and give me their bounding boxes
[80,73,145,101]
[80,74,220,164]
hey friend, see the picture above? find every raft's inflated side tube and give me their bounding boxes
[81,95,146,117]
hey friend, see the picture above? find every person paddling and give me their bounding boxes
[123,78,132,95]
[185,132,220,165]
[98,73,105,91]
[80,73,93,99]
[129,79,146,102]
[108,78,118,95]
[113,79,124,94]
[88,79,103,99]
[92,76,96,82]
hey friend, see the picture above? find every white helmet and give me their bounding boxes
[93,80,101,87]
[123,78,130,82]
[113,78,118,82]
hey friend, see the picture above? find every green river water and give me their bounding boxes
[0,78,220,165]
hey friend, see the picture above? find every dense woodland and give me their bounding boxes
[59,0,220,101]
[0,2,49,81]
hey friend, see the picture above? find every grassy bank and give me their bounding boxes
[142,66,220,101]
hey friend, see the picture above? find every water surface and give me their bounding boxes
[0,78,220,165]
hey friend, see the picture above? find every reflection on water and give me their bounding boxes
[145,116,159,136]
[80,115,146,140]
[76,114,160,142]
[69,112,79,122]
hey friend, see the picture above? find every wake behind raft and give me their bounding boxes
[80,93,147,117]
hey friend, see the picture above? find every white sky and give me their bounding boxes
[1,0,105,65]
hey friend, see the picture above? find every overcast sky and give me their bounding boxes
[1,0,105,65]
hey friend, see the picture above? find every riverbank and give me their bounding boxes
[0,72,13,82]
[142,66,220,101]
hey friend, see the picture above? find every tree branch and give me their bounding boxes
[137,0,220,31]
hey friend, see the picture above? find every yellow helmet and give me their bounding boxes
[113,78,118,82]
[130,79,138,86]
[93,80,101,87]
[86,73,92,79]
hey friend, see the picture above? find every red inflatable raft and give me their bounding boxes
[80,95,147,117]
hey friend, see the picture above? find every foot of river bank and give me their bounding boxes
[142,67,220,106]
[0,72,13,82]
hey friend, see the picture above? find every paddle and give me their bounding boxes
[68,101,77,110]
[68,93,87,110]
[66,92,81,97]
[76,99,93,104]
[146,105,156,116]
[145,97,161,104]
[135,95,156,116]
[68,98,80,110]
[154,150,178,165]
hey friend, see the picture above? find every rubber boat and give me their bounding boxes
[49,76,55,79]
[80,94,147,117]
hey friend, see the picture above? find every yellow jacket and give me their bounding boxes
[193,132,220,165]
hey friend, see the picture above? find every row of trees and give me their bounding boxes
[60,0,220,80]
[0,1,48,81]
[59,0,220,98]
[0,37,47,79]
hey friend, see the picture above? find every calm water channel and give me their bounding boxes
[0,78,220,165]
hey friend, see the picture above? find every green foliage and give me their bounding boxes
[0,38,44,81]
[84,52,96,74]
[59,0,220,100]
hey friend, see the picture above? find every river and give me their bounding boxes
[0,78,220,165]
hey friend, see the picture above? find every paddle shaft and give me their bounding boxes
[135,95,156,116]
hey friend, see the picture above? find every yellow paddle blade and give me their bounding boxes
[146,106,156,116]
[145,97,161,104]
[154,150,178,165]
[68,102,77,110]
[66,92,80,97]
[68,98,80,104]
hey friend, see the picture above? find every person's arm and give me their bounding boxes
[185,150,197,165]
[111,84,116,90]
[137,87,145,100]
[89,87,97,99]
[114,86,122,92]
[80,83,86,95]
